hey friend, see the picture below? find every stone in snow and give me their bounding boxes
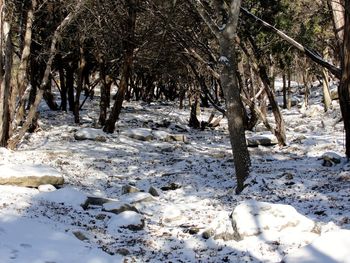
[246,134,278,147]
[0,164,64,187]
[123,128,154,141]
[74,127,107,142]
[231,200,315,241]
[108,211,145,231]
[35,187,88,208]
[283,230,350,263]
[121,184,140,194]
[103,201,139,214]
[121,192,156,204]
[38,184,57,192]
[321,151,342,166]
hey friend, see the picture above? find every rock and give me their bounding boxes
[74,128,107,142]
[122,192,156,204]
[231,200,315,241]
[82,196,116,209]
[36,187,88,207]
[166,134,187,143]
[321,151,342,166]
[206,211,238,241]
[38,184,56,192]
[123,128,153,141]
[116,248,130,256]
[122,185,140,194]
[283,230,350,263]
[202,228,215,239]
[148,186,161,197]
[331,88,338,100]
[161,183,182,191]
[0,164,64,187]
[108,211,145,231]
[246,134,278,147]
[152,130,187,142]
[152,130,170,141]
[103,201,139,214]
[72,231,89,241]
[162,205,183,224]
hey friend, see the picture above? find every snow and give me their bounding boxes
[0,164,61,179]
[0,218,122,263]
[108,211,144,231]
[0,82,349,262]
[283,230,350,263]
[35,187,88,207]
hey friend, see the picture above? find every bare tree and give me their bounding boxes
[192,0,250,193]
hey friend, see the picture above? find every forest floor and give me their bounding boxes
[0,83,350,263]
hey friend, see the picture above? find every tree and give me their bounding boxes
[192,0,250,194]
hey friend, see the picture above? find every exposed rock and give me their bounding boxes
[246,134,278,147]
[108,211,145,231]
[206,211,237,241]
[152,130,170,141]
[74,128,107,142]
[152,130,187,142]
[72,230,89,241]
[321,151,342,167]
[116,248,130,256]
[36,187,88,207]
[283,230,350,263]
[148,186,161,197]
[202,228,215,239]
[122,192,156,204]
[122,185,140,194]
[231,200,315,241]
[123,128,154,141]
[82,196,116,209]
[103,201,139,214]
[0,164,64,187]
[38,184,56,192]
[161,183,182,191]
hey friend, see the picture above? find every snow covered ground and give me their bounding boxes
[0,85,350,262]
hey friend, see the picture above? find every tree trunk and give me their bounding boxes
[339,1,350,158]
[282,73,287,109]
[74,44,86,124]
[103,0,138,133]
[322,67,332,112]
[328,0,344,60]
[219,0,250,194]
[66,64,75,111]
[0,5,13,147]
[7,2,83,149]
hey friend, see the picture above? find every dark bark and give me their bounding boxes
[0,15,13,147]
[339,1,350,158]
[104,0,138,133]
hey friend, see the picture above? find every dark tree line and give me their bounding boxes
[0,0,349,193]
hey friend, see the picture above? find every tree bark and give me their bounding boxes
[7,2,83,149]
[0,3,13,147]
[339,1,350,158]
[103,0,138,133]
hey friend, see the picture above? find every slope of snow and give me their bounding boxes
[0,83,349,262]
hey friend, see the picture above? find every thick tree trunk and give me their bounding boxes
[0,6,13,147]
[328,0,344,60]
[104,0,138,133]
[220,0,250,194]
[339,1,350,158]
